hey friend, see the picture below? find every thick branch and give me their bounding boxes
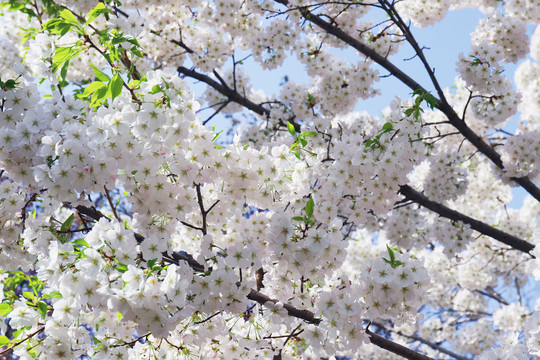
[371,322,469,360]
[367,330,435,360]
[273,0,540,202]
[176,66,301,132]
[177,66,269,117]
[247,289,321,325]
[399,185,535,255]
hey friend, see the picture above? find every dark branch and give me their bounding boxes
[176,66,301,132]
[177,66,269,117]
[399,185,535,255]
[367,330,435,360]
[247,289,321,325]
[371,322,470,360]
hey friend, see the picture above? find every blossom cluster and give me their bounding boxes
[0,0,539,359]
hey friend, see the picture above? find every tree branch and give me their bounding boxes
[399,185,535,255]
[176,66,301,132]
[371,322,470,360]
[177,66,269,117]
[366,329,435,360]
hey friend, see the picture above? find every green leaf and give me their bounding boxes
[115,263,128,273]
[57,22,73,36]
[52,47,81,73]
[23,291,34,300]
[12,328,24,339]
[108,73,123,100]
[72,238,89,247]
[0,335,10,347]
[425,94,438,109]
[43,18,65,31]
[0,302,12,316]
[86,2,109,24]
[42,291,62,299]
[80,81,106,98]
[90,64,110,81]
[381,122,393,133]
[292,216,304,222]
[212,129,223,142]
[52,46,72,64]
[128,79,141,89]
[147,258,157,269]
[286,121,296,136]
[306,92,316,105]
[149,84,162,94]
[386,244,395,262]
[59,59,70,81]
[305,198,314,218]
[91,85,108,107]
[130,46,143,58]
[60,214,74,233]
[0,78,17,91]
[59,8,78,24]
[37,301,48,318]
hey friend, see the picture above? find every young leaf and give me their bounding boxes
[286,121,296,136]
[305,198,314,218]
[59,59,70,81]
[381,122,393,133]
[59,8,78,24]
[60,214,74,233]
[149,84,162,94]
[42,291,62,299]
[72,238,89,247]
[115,262,128,273]
[80,81,106,98]
[37,301,49,318]
[108,73,123,100]
[0,302,12,316]
[52,46,72,65]
[386,244,395,263]
[90,64,110,81]
[0,335,10,347]
[91,85,108,107]
[86,2,109,24]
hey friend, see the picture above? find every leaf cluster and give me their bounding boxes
[287,121,317,160]
[292,197,316,227]
[403,89,438,121]
[365,121,394,152]
[0,77,18,91]
[382,245,404,269]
